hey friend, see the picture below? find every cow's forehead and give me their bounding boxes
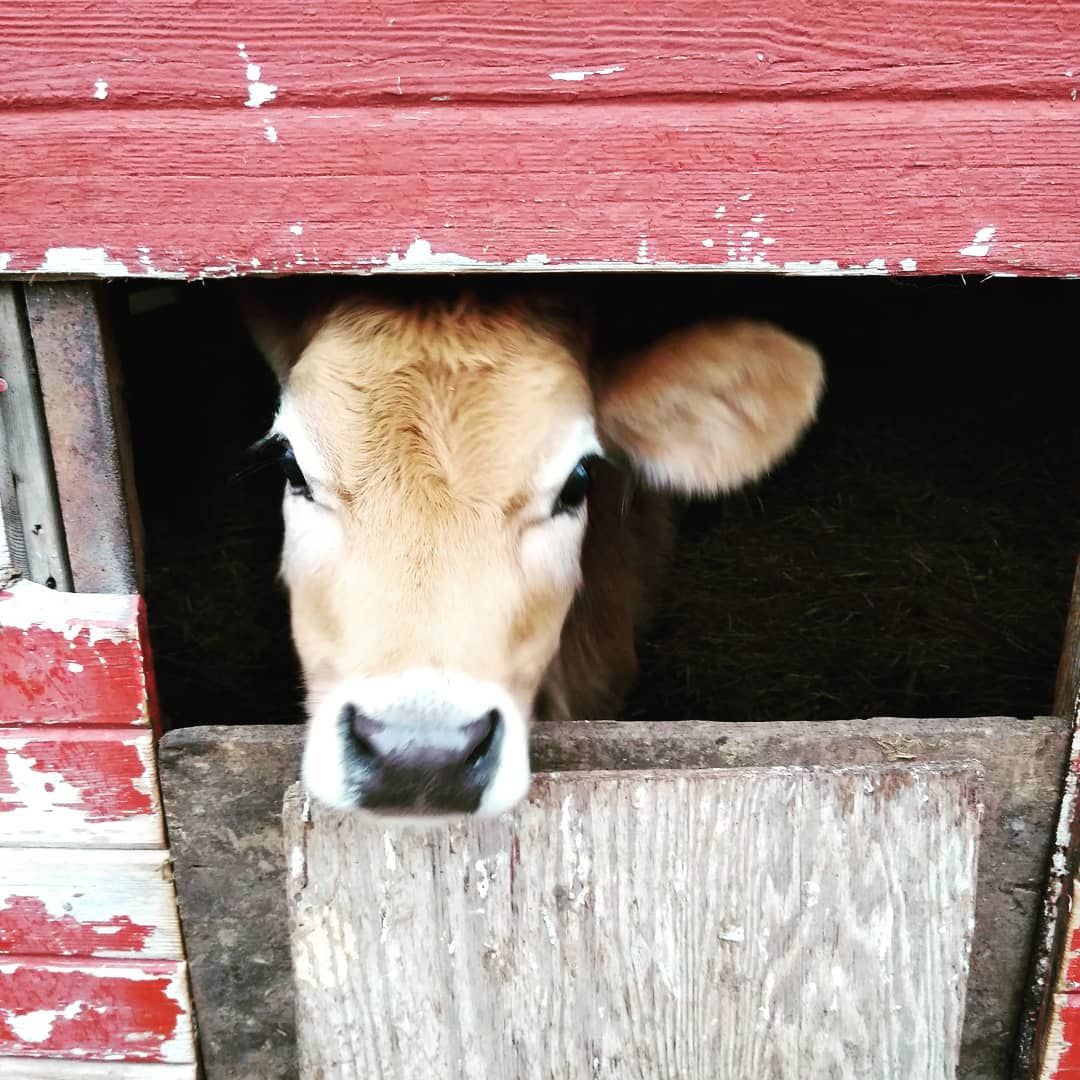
[283,299,593,510]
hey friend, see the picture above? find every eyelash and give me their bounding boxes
[552,456,597,516]
[278,443,313,500]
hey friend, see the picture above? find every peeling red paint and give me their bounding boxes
[15,738,152,822]
[0,960,182,1061]
[0,625,146,727]
[1053,996,1080,1074]
[0,896,153,956]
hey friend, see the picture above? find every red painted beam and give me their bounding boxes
[0,100,1078,279]
[1,0,1075,107]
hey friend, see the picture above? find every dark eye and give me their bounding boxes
[553,457,594,516]
[279,443,312,500]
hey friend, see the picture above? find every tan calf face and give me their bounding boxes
[252,290,824,816]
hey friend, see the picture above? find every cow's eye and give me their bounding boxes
[278,442,312,500]
[553,457,594,516]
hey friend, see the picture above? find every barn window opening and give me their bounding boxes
[109,274,1080,730]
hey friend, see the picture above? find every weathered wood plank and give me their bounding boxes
[159,717,1069,1080]
[0,286,71,589]
[23,284,141,595]
[0,1060,196,1078]
[0,728,163,848]
[0,1,1073,106]
[0,849,181,960]
[1,101,1078,279]
[285,766,981,1079]
[1056,561,1080,723]
[0,958,193,1064]
[0,580,149,728]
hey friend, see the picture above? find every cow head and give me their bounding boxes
[246,287,823,817]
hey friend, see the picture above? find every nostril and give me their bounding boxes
[340,703,379,764]
[465,708,501,768]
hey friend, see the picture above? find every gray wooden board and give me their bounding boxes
[23,282,139,594]
[0,283,72,589]
[285,765,981,1080]
[158,717,1071,1080]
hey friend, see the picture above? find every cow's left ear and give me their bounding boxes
[596,320,824,495]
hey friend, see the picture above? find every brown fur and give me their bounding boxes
[249,289,823,725]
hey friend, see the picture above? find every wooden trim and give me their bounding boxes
[23,284,140,595]
[0,1061,197,1078]
[1056,561,1080,723]
[0,848,183,960]
[0,286,72,590]
[1026,565,1080,1078]
[0,100,1078,279]
[0,580,149,728]
[0,958,194,1064]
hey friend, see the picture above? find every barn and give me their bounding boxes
[1,3,1080,1078]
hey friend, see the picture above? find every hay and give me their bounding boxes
[112,275,1080,729]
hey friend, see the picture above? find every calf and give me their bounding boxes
[245,286,823,817]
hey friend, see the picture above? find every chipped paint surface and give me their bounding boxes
[549,65,625,81]
[386,237,482,269]
[0,254,10,271]
[0,959,190,1062]
[237,42,278,107]
[900,257,918,271]
[39,247,128,276]
[0,896,154,957]
[93,79,108,100]
[960,225,996,257]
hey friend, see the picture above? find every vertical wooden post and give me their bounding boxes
[22,283,142,594]
[0,285,72,591]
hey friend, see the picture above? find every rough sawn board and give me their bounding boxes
[285,765,981,1080]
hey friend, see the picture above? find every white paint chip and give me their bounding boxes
[636,236,650,263]
[900,257,918,272]
[549,65,625,82]
[714,205,727,217]
[960,226,996,257]
[237,43,278,108]
[40,247,128,276]
[0,253,10,271]
[264,124,279,143]
[386,237,481,269]
[93,79,109,100]
[738,192,753,201]
[289,223,304,236]
[523,252,550,265]
[702,238,714,248]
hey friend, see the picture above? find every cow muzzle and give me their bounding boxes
[301,669,531,817]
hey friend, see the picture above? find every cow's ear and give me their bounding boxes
[236,281,331,384]
[596,320,824,495]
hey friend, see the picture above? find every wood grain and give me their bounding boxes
[0,1,1075,107]
[0,728,163,847]
[0,1061,196,1078]
[0,958,193,1064]
[0,287,72,590]
[23,285,141,595]
[1055,560,1080,722]
[0,849,182,960]
[0,100,1077,279]
[285,766,981,1079]
[160,717,1068,1080]
[0,579,149,728]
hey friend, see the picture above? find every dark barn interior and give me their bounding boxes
[110,274,1080,732]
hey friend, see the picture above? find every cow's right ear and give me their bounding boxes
[595,319,824,496]
[236,281,328,384]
